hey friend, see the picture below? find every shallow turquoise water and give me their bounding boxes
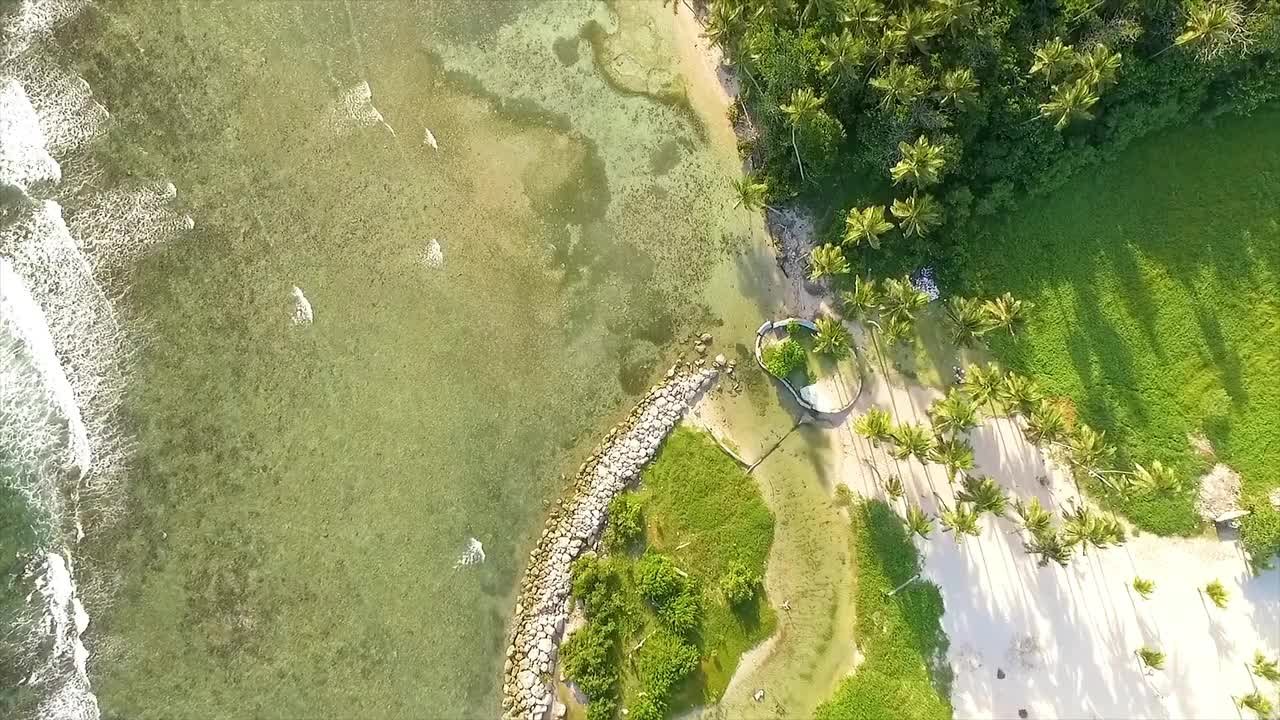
[11,1,754,717]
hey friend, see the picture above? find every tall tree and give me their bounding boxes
[879,275,930,323]
[1066,424,1116,479]
[1076,44,1122,90]
[929,0,977,36]
[854,407,895,447]
[999,372,1042,416]
[844,205,895,249]
[1040,79,1099,130]
[813,316,852,358]
[890,422,935,464]
[982,292,1033,335]
[1131,460,1184,495]
[809,243,850,281]
[905,504,934,539]
[1013,497,1053,537]
[890,192,943,238]
[1174,1,1246,60]
[891,135,948,188]
[730,174,771,213]
[936,67,978,109]
[839,0,883,36]
[780,87,825,181]
[940,501,982,542]
[929,389,980,437]
[957,475,1009,519]
[1024,399,1067,446]
[819,30,870,88]
[1030,37,1076,82]
[889,8,942,55]
[930,435,975,483]
[944,295,992,347]
[1024,527,1072,567]
[704,0,746,55]
[870,61,932,109]
[962,362,1004,417]
[841,275,880,318]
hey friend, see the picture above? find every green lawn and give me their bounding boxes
[964,108,1280,555]
[815,501,951,720]
[633,427,776,706]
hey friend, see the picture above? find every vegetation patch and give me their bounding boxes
[561,428,776,719]
[815,500,951,720]
[963,109,1280,560]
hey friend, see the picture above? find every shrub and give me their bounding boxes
[1239,501,1280,572]
[571,555,625,625]
[656,583,703,636]
[604,493,644,549]
[720,560,762,607]
[627,694,663,720]
[761,337,807,380]
[636,629,700,699]
[561,622,619,700]
[635,552,683,605]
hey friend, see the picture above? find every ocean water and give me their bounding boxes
[3,1,759,718]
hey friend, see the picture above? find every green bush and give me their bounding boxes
[571,554,626,625]
[656,583,703,636]
[635,552,684,605]
[719,560,761,607]
[761,337,807,380]
[1240,501,1280,572]
[561,622,619,700]
[637,628,700,700]
[604,493,645,550]
[626,695,663,720]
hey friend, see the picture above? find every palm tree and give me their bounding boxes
[1024,399,1067,446]
[1030,37,1076,82]
[905,504,934,539]
[819,30,869,88]
[962,362,1004,417]
[1131,460,1183,496]
[1076,44,1122,90]
[1132,576,1156,599]
[940,501,981,542]
[929,389,979,437]
[931,436,975,483]
[844,205,895,249]
[881,315,914,346]
[703,0,746,55]
[885,473,906,502]
[1024,527,1072,567]
[854,407,894,447]
[1040,79,1099,130]
[1066,424,1116,481]
[797,0,841,28]
[888,8,941,55]
[841,275,880,318]
[944,296,991,347]
[780,87,824,181]
[809,244,849,281]
[890,422,935,464]
[867,29,908,77]
[1204,580,1229,609]
[929,0,977,36]
[879,276,930,324]
[982,292,1033,335]
[1013,497,1053,537]
[839,0,883,36]
[1238,692,1274,719]
[957,475,1008,519]
[999,372,1042,416]
[1136,647,1166,672]
[890,192,943,238]
[1061,503,1124,554]
[813,316,852,358]
[936,66,978,109]
[1173,1,1245,60]
[891,135,947,188]
[870,61,931,109]
[1252,651,1280,683]
[730,175,771,213]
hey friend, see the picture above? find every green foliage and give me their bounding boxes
[813,316,852,358]
[626,694,662,720]
[636,628,700,700]
[1132,576,1156,599]
[1253,651,1280,683]
[656,583,704,636]
[810,243,851,281]
[562,621,621,701]
[1204,579,1230,608]
[956,475,1008,519]
[605,493,645,549]
[966,111,1279,542]
[1137,646,1166,671]
[635,552,684,606]
[815,501,951,720]
[761,337,808,380]
[572,554,627,624]
[1240,691,1274,718]
[719,560,762,606]
[833,484,853,507]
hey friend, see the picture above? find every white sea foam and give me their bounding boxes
[0,78,61,192]
[453,537,486,569]
[29,553,99,720]
[0,0,88,63]
[2,55,109,157]
[419,238,444,269]
[290,286,314,326]
[66,182,193,274]
[326,80,396,136]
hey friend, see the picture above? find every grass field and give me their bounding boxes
[633,427,777,706]
[963,108,1280,556]
[815,501,951,720]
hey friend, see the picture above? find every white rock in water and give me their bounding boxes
[424,127,439,149]
[290,286,313,326]
[420,238,445,269]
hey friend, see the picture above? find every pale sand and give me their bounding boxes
[838,352,1280,719]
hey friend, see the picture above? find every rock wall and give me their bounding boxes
[501,365,720,720]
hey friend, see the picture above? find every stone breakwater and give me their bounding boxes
[501,365,721,720]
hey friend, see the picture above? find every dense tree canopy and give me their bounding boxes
[708,0,1280,275]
